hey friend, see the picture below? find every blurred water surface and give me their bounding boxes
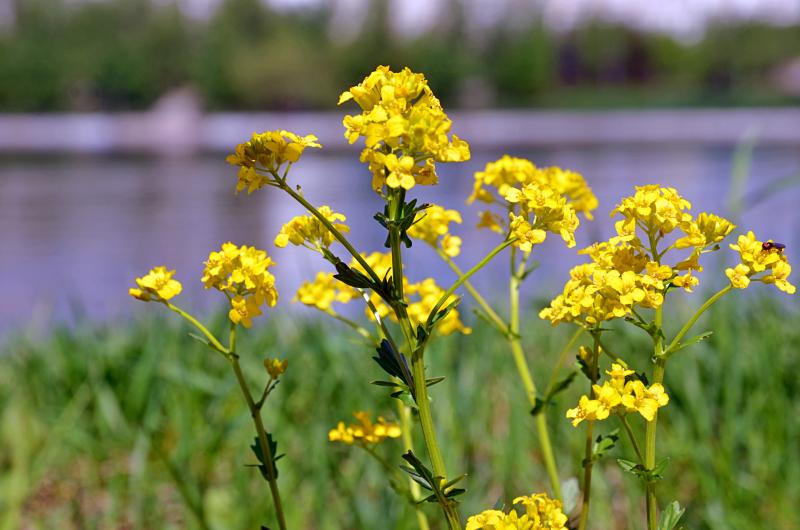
[2,144,798,332]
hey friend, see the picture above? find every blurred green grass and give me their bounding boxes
[1,294,798,530]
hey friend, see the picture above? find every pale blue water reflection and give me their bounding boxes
[1,145,798,331]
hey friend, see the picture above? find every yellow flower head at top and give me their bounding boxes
[611,184,692,241]
[465,492,567,530]
[407,204,463,257]
[505,182,581,251]
[226,130,321,194]
[129,266,183,302]
[726,232,795,294]
[328,411,401,445]
[339,65,470,192]
[201,242,278,327]
[274,206,350,251]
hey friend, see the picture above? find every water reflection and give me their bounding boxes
[1,145,798,331]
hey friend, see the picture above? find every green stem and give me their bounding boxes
[436,248,507,333]
[426,238,517,329]
[508,248,562,501]
[543,327,584,397]
[577,333,601,530]
[663,285,732,357]
[229,326,288,530]
[397,401,431,530]
[386,191,459,529]
[165,302,228,355]
[644,305,664,530]
[619,415,645,463]
[326,309,373,340]
[277,178,381,285]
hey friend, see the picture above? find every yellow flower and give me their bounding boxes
[606,363,634,390]
[621,381,669,421]
[566,395,606,426]
[408,204,463,256]
[728,232,795,294]
[129,266,182,302]
[611,185,692,240]
[295,272,357,311]
[202,242,278,326]
[274,206,350,251]
[264,358,288,379]
[675,212,735,249]
[469,156,597,219]
[513,493,569,529]
[328,411,401,445]
[725,263,751,289]
[467,492,567,530]
[340,66,469,192]
[227,130,321,193]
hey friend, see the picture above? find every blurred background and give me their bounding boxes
[1,1,799,529]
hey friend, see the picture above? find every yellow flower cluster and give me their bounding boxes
[295,272,358,311]
[408,204,463,257]
[566,364,669,426]
[328,411,401,445]
[466,493,567,530]
[541,185,737,326]
[226,130,321,193]
[470,155,598,217]
[129,266,183,302]
[201,242,278,327]
[505,183,580,251]
[726,232,795,294]
[274,206,350,251]
[339,65,470,191]
[264,358,288,379]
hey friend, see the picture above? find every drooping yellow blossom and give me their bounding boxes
[469,155,597,218]
[264,358,288,379]
[675,212,736,249]
[129,266,183,302]
[328,411,401,445]
[227,130,321,193]
[566,371,669,426]
[295,272,358,311]
[274,206,350,251]
[408,205,463,257]
[202,242,278,327]
[726,232,795,294]
[466,492,567,530]
[339,66,470,191]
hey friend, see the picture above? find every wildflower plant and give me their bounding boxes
[130,66,794,530]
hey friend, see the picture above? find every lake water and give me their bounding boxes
[2,144,799,333]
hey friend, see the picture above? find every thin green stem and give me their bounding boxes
[595,336,629,367]
[663,285,732,357]
[436,248,507,333]
[229,326,288,530]
[577,333,601,530]
[325,309,373,340]
[397,401,431,530]
[619,415,645,463]
[508,249,562,500]
[426,238,517,328]
[543,327,584,397]
[644,305,664,530]
[165,302,228,355]
[276,178,381,285]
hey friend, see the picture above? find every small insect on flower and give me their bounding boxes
[762,241,786,253]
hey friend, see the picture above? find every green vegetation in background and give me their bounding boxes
[1,295,798,529]
[1,0,800,111]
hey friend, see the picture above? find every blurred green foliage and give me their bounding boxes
[1,295,798,529]
[1,0,800,111]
